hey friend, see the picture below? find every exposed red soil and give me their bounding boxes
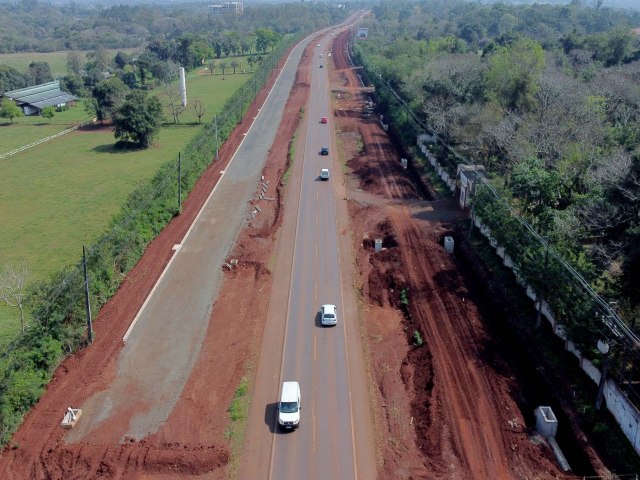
[0,40,307,479]
[330,29,569,479]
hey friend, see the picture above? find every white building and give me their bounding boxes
[209,2,243,15]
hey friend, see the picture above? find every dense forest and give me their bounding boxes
[0,1,343,54]
[354,0,640,350]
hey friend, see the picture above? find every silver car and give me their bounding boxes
[321,304,337,326]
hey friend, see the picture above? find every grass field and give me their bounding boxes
[0,102,92,154]
[0,48,141,77]
[0,66,250,344]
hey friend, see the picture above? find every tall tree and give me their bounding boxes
[113,90,163,148]
[0,262,29,333]
[27,61,53,85]
[66,51,83,75]
[86,47,110,73]
[0,65,28,93]
[192,98,206,124]
[484,38,545,112]
[163,83,185,124]
[91,77,129,123]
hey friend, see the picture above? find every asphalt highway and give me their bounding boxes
[269,32,357,479]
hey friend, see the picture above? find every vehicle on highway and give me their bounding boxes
[319,64,324,68]
[316,44,320,47]
[320,304,337,326]
[278,381,301,430]
[321,116,328,124]
[320,146,329,155]
[319,53,323,58]
[320,168,330,181]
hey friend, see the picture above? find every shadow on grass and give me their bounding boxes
[92,141,144,154]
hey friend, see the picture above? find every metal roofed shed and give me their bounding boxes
[2,81,78,116]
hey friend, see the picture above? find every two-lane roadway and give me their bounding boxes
[269,35,357,479]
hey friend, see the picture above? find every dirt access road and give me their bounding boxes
[0,17,607,480]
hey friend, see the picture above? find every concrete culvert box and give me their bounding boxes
[535,406,558,438]
[444,236,454,254]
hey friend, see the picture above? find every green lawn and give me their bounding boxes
[0,48,140,77]
[0,102,92,154]
[0,67,250,344]
[160,67,251,124]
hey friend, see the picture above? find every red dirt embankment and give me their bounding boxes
[331,28,566,479]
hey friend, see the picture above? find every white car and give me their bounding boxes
[278,381,301,430]
[320,168,330,180]
[321,304,337,326]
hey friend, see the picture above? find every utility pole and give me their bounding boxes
[214,115,220,160]
[83,245,93,344]
[177,152,182,214]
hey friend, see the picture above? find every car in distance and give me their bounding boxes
[321,116,328,124]
[319,53,323,58]
[278,381,301,430]
[319,64,324,68]
[320,146,329,155]
[320,304,337,326]
[317,44,320,47]
[320,168,330,181]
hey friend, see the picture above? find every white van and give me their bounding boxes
[278,381,301,430]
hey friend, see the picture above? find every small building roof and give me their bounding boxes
[3,81,77,110]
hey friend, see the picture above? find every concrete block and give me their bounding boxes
[535,406,558,438]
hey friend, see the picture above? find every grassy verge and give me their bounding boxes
[224,375,251,478]
[0,102,92,152]
[282,111,303,186]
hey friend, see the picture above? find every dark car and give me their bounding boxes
[320,146,329,155]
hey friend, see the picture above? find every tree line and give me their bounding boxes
[0,1,341,54]
[356,0,640,336]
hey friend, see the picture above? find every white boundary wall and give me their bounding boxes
[414,135,640,454]
[473,213,640,454]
